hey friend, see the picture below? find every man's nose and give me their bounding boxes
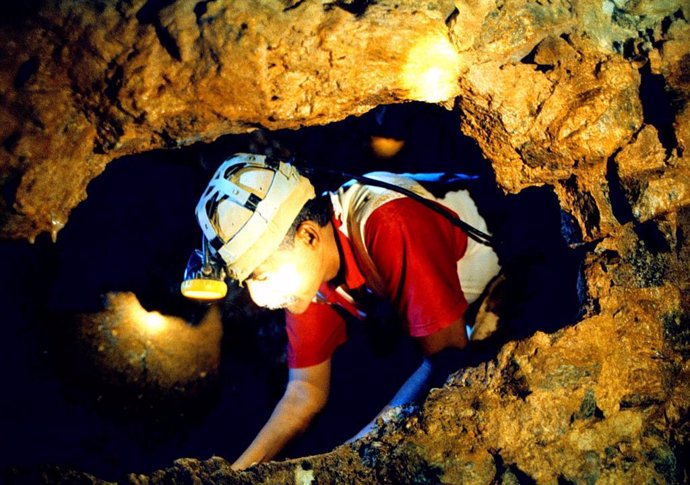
[246,280,271,308]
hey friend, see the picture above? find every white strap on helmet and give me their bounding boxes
[195,153,315,282]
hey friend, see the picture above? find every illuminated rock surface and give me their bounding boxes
[1,0,458,241]
[2,0,689,483]
[75,292,222,392]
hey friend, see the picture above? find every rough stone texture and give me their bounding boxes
[10,230,689,483]
[2,1,688,243]
[1,0,457,241]
[75,292,223,391]
[2,0,690,484]
[451,0,689,241]
[126,218,684,485]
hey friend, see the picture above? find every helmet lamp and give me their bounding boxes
[180,237,227,300]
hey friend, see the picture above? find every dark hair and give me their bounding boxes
[281,194,331,246]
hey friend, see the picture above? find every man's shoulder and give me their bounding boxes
[338,173,415,226]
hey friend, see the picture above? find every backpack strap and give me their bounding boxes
[346,207,388,297]
[332,173,434,298]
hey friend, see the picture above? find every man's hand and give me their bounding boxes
[232,359,331,470]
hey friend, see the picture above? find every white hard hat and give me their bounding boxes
[196,153,315,282]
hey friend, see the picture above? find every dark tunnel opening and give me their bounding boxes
[1,102,585,481]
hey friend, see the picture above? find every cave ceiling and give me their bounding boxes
[2,0,690,483]
[1,0,687,243]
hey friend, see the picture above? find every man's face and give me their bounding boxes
[244,223,326,314]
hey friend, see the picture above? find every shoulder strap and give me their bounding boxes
[337,173,432,298]
[347,211,388,297]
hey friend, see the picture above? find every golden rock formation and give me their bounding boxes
[2,0,689,483]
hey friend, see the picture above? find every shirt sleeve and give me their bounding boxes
[285,302,347,368]
[364,197,469,337]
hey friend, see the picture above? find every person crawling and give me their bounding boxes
[189,153,501,469]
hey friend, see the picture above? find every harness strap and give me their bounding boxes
[347,209,388,297]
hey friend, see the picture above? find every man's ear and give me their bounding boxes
[296,221,320,247]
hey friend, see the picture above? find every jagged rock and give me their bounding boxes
[127,219,686,484]
[75,292,223,392]
[451,0,689,240]
[1,0,458,241]
[2,1,689,243]
[2,0,690,484]
[11,224,688,483]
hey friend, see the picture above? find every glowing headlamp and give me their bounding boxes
[180,236,228,300]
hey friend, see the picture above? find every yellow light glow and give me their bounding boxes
[245,261,304,311]
[141,311,166,333]
[180,278,228,300]
[400,35,461,103]
[370,136,406,159]
[123,296,169,334]
[90,292,224,389]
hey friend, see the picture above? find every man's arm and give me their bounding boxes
[232,358,331,470]
[348,318,468,442]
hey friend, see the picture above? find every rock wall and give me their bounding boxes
[2,1,688,243]
[1,0,458,241]
[21,228,684,482]
[2,0,689,483]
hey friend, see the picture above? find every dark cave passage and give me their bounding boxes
[1,102,584,481]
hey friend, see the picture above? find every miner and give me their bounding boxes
[186,153,501,469]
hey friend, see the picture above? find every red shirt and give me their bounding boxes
[285,197,468,368]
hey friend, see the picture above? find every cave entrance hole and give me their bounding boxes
[7,102,584,479]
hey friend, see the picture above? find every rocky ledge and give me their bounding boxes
[2,0,689,483]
